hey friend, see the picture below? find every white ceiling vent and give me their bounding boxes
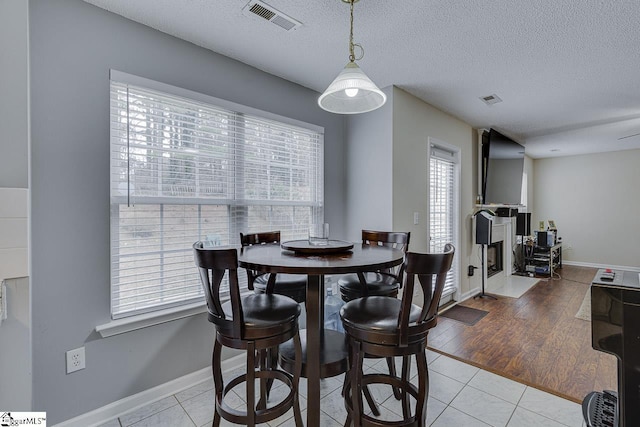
[242,0,302,31]
[480,94,503,106]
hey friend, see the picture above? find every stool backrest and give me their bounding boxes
[361,230,411,282]
[362,230,410,251]
[398,244,455,345]
[193,242,244,338]
[240,231,281,246]
[239,231,281,289]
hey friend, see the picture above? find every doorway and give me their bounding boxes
[428,138,460,305]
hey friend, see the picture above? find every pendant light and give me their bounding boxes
[318,0,386,114]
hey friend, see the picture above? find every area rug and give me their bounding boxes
[440,305,489,326]
[575,289,591,321]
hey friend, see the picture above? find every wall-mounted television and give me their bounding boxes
[481,129,525,205]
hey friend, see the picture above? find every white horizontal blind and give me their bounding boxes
[110,77,323,319]
[429,144,459,299]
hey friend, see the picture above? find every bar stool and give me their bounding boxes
[193,243,303,427]
[341,245,454,427]
[240,231,307,303]
[338,230,411,402]
[338,230,410,302]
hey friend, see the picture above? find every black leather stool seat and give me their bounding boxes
[341,296,424,342]
[253,274,307,303]
[338,272,400,301]
[218,294,301,339]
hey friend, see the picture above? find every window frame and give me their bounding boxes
[109,70,324,320]
[427,137,461,303]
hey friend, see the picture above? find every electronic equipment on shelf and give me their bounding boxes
[522,243,562,277]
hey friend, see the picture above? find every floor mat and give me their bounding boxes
[575,289,591,321]
[439,305,489,326]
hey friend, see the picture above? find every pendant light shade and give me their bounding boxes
[318,62,386,114]
[318,0,386,114]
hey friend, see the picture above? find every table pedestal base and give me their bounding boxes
[279,329,348,379]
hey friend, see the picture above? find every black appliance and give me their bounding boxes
[473,210,496,300]
[536,231,548,248]
[584,269,640,427]
[481,129,525,205]
[516,212,531,236]
[475,210,493,245]
[495,207,517,217]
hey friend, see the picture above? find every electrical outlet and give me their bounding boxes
[413,212,419,225]
[66,347,86,374]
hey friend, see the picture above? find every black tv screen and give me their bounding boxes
[481,129,525,205]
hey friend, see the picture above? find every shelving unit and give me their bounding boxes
[525,243,562,276]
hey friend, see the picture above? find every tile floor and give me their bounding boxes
[98,351,585,427]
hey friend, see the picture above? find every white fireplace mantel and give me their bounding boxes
[484,216,515,288]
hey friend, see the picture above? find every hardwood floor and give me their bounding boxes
[428,265,617,403]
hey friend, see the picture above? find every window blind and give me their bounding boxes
[429,145,459,298]
[110,73,323,319]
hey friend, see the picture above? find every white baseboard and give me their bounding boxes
[458,287,480,302]
[562,260,640,272]
[53,354,245,427]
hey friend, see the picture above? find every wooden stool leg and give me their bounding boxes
[352,339,364,427]
[387,357,402,400]
[292,332,304,427]
[212,339,224,427]
[267,347,278,396]
[363,383,380,417]
[257,350,267,410]
[257,347,279,410]
[246,341,256,426]
[342,339,351,398]
[401,355,411,419]
[415,348,428,427]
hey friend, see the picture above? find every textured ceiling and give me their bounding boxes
[83,0,640,158]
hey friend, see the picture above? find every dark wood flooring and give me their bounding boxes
[428,265,617,403]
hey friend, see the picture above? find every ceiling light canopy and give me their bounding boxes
[318,0,386,114]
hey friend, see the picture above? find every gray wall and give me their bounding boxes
[29,0,346,422]
[344,87,394,243]
[0,0,29,188]
[533,149,640,268]
[391,87,476,295]
[0,0,32,411]
[344,87,477,296]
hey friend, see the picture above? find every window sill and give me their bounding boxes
[95,302,208,338]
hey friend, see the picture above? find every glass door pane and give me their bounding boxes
[429,143,459,303]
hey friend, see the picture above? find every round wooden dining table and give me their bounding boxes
[238,241,404,427]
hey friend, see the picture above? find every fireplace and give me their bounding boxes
[487,241,503,278]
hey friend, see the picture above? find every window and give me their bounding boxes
[110,71,324,319]
[428,139,460,302]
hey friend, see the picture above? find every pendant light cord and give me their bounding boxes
[348,0,363,62]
